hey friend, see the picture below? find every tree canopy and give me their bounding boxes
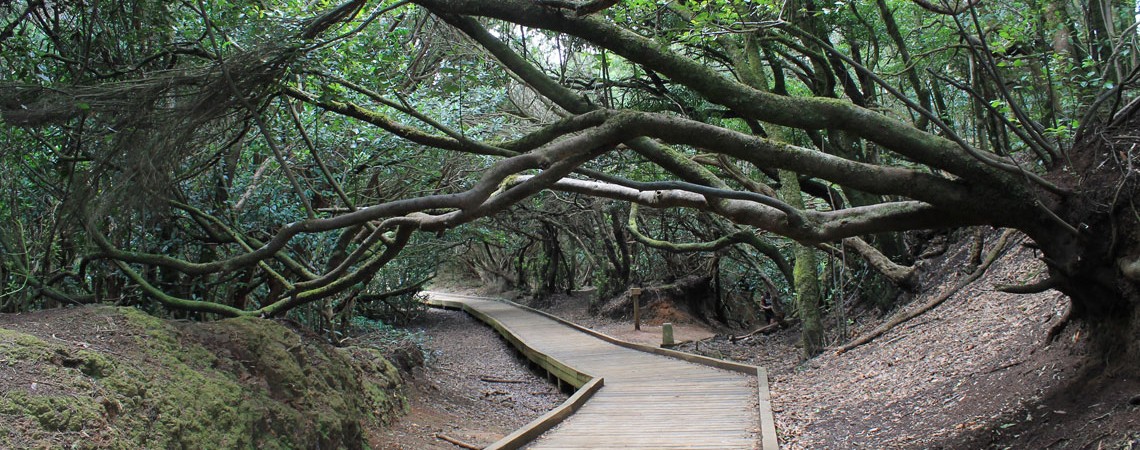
[2,0,1139,359]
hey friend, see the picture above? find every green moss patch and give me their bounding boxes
[0,391,104,432]
[0,306,406,449]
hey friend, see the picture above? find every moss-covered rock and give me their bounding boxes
[0,306,406,449]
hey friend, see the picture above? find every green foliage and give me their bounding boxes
[2,0,1136,348]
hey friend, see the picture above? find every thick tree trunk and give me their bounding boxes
[610,208,631,283]
[1035,230,1135,369]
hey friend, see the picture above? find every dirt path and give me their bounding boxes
[756,234,1138,449]
[372,307,568,449]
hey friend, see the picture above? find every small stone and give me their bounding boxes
[1128,394,1140,406]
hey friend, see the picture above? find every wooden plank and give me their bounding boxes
[757,367,780,450]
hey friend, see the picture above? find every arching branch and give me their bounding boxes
[842,237,917,289]
[518,175,977,242]
[414,0,1023,189]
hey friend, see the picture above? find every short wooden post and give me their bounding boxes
[662,323,674,346]
[630,287,642,331]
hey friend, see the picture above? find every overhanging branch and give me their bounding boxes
[627,204,794,285]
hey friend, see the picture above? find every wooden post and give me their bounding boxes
[662,323,674,347]
[630,287,642,331]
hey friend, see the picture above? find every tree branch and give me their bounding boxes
[521,175,976,242]
[909,0,982,15]
[841,237,917,289]
[535,0,620,16]
[112,261,249,317]
[627,204,794,285]
[414,0,1021,189]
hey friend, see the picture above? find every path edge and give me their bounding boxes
[423,293,603,450]
[485,377,603,450]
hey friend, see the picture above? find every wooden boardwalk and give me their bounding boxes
[424,292,777,450]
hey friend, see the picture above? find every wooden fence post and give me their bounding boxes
[630,287,642,331]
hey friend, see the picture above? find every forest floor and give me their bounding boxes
[0,293,568,449]
[370,306,568,449]
[673,229,1140,449]
[405,228,1140,449]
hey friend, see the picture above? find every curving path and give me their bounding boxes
[424,291,778,450]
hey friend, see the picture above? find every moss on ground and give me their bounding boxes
[0,391,104,432]
[0,306,406,449]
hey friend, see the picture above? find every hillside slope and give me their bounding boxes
[682,228,1138,448]
[0,306,405,449]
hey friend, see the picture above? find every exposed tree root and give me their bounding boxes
[996,277,1060,294]
[1045,303,1073,343]
[841,237,917,289]
[835,229,1018,355]
[479,376,527,384]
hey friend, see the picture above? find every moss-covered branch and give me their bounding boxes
[263,225,417,316]
[112,261,250,317]
[841,237,916,289]
[414,0,1021,190]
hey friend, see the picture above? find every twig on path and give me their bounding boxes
[835,229,1018,355]
[480,376,527,384]
[435,433,484,450]
[1078,432,1111,449]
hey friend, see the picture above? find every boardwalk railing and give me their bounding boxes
[424,291,779,450]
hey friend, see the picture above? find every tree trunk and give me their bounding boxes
[539,221,560,296]
[779,169,824,357]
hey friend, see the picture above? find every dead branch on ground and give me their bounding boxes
[729,322,782,343]
[480,376,527,384]
[435,433,483,450]
[835,229,1018,354]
